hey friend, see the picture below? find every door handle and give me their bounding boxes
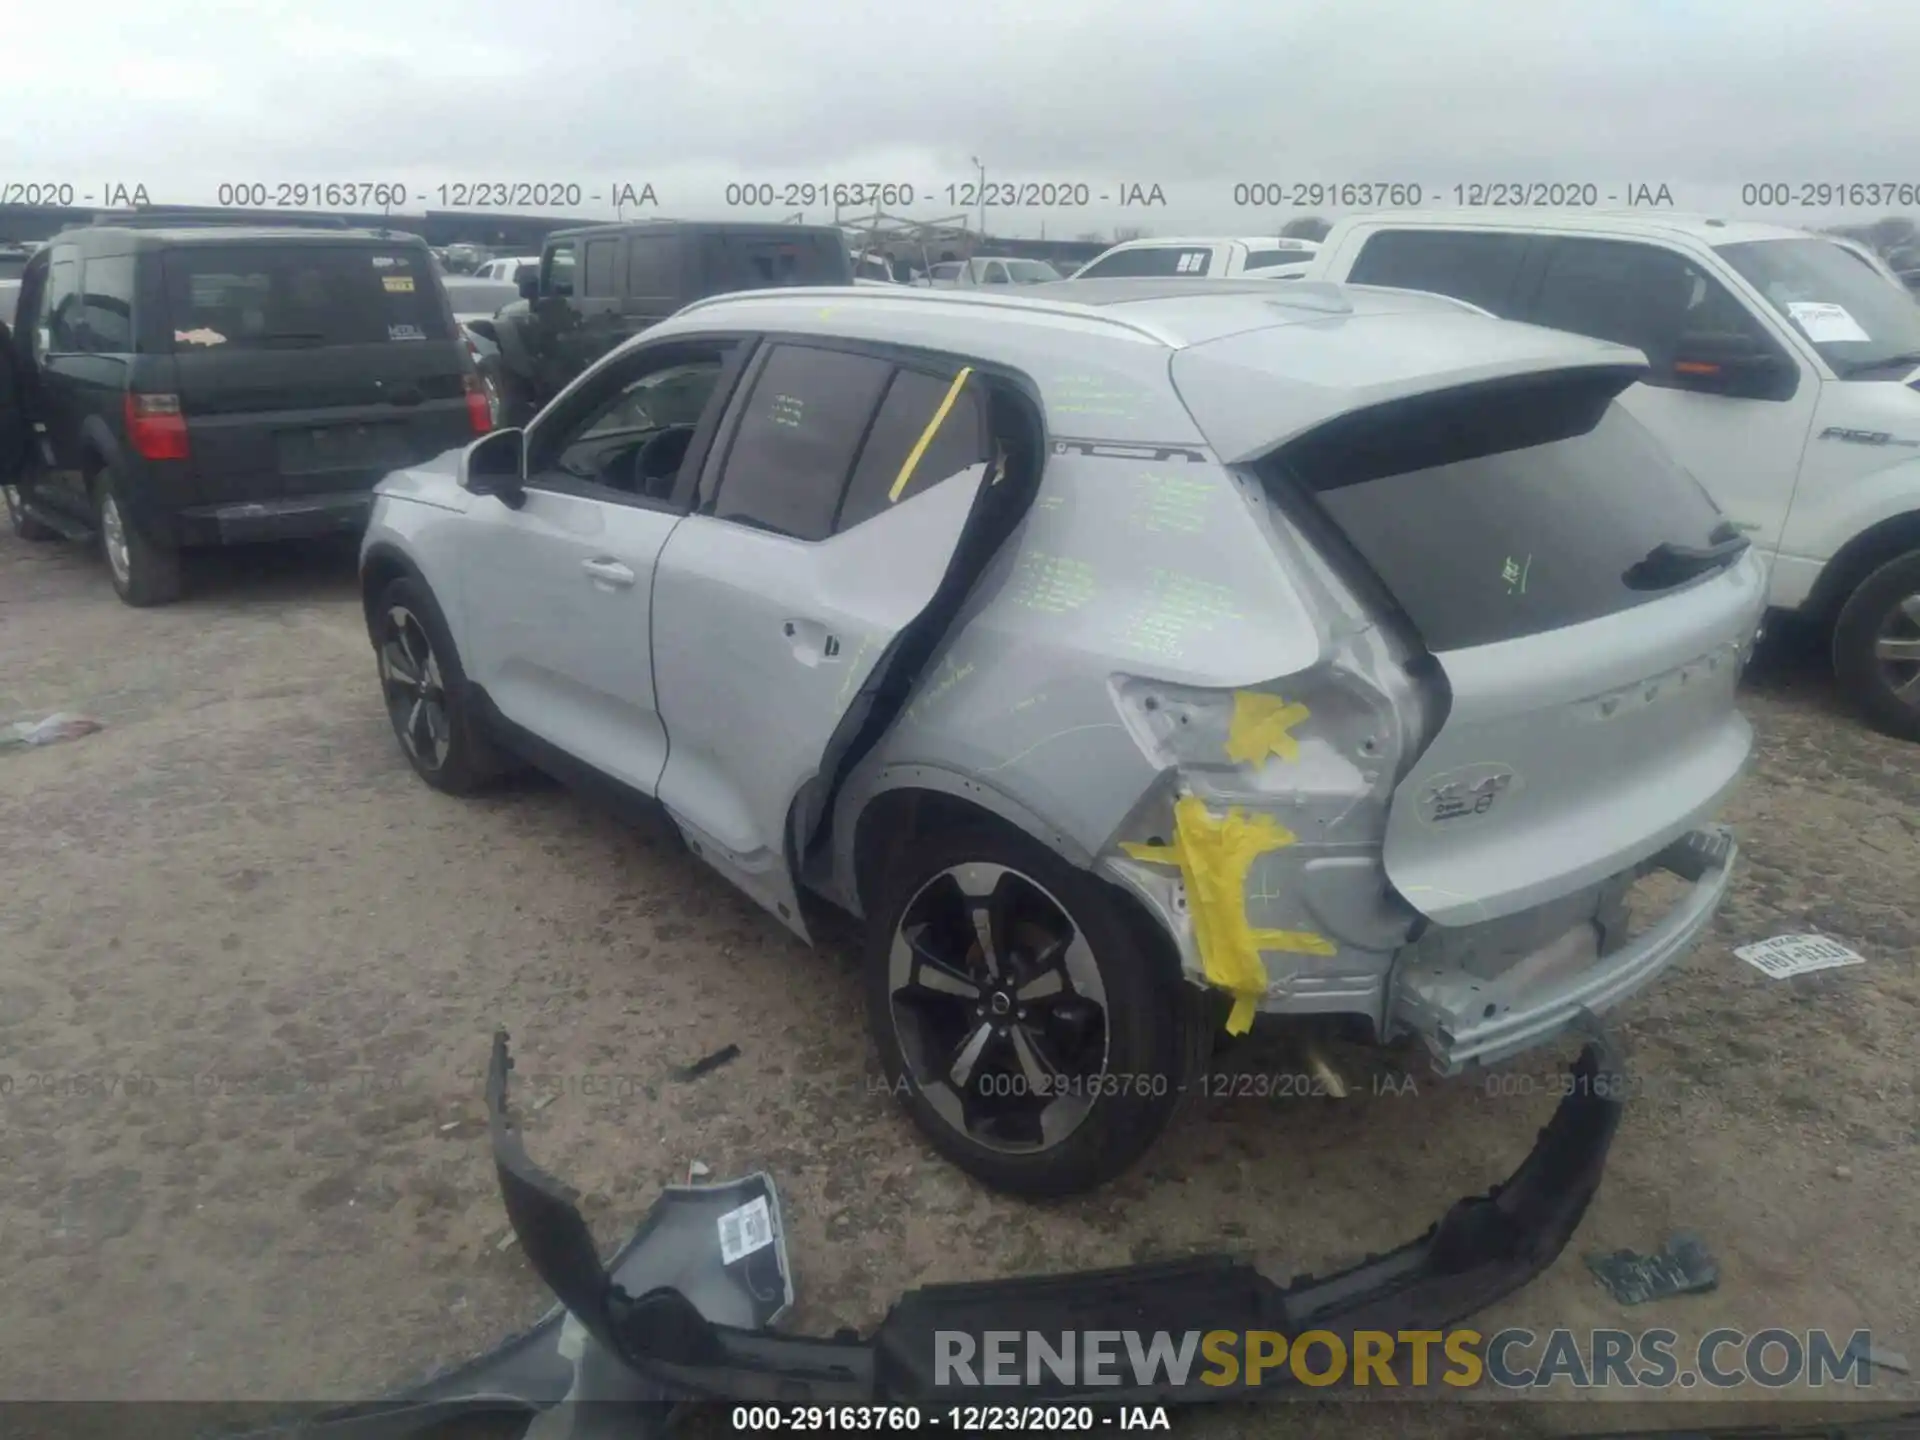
[581,558,636,588]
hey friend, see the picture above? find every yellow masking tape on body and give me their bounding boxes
[889,367,974,502]
[1122,796,1334,1035]
[1225,691,1309,765]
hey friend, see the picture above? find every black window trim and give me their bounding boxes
[521,331,759,516]
[696,332,996,541]
[41,245,84,357]
[1511,233,1803,402]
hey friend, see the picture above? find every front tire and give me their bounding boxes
[95,468,183,606]
[864,822,1210,1197]
[372,576,507,794]
[1833,550,1920,742]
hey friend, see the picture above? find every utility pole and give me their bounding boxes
[970,155,987,242]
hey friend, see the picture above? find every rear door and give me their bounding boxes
[1268,367,1764,926]
[159,241,474,504]
[650,340,997,937]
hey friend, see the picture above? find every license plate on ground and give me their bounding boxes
[276,423,413,474]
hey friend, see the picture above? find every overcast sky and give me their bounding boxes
[5,0,1919,238]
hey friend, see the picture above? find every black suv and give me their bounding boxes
[1,224,490,605]
[475,220,853,424]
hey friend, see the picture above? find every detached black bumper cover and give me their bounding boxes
[485,1026,1626,1405]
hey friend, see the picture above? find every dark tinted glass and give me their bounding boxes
[626,235,678,300]
[1345,230,1530,313]
[1529,238,1774,381]
[160,245,451,350]
[44,250,81,352]
[1078,246,1211,278]
[837,368,989,531]
[1278,371,1728,651]
[76,254,135,352]
[1245,249,1311,270]
[713,345,893,540]
[545,242,576,297]
[584,239,620,297]
[701,232,851,293]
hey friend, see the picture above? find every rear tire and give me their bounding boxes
[864,821,1210,1197]
[371,575,509,794]
[95,467,183,606]
[1833,549,1920,742]
[4,483,58,542]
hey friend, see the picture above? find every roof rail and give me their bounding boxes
[674,285,1188,348]
[87,208,357,230]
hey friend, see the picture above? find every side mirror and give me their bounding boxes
[1669,332,1798,401]
[461,427,527,508]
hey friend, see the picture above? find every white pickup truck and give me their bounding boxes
[1072,235,1319,280]
[1308,211,1920,740]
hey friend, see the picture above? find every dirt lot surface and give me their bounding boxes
[2,530,1916,1435]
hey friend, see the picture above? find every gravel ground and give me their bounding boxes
[1,531,1915,1436]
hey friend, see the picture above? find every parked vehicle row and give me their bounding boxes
[1301,210,1920,740]
[358,277,1762,1194]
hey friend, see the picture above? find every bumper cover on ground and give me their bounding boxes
[271,1024,1626,1435]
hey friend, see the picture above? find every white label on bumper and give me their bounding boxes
[717,1194,774,1265]
[1733,933,1865,979]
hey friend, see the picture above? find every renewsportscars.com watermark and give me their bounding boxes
[934,1328,1891,1392]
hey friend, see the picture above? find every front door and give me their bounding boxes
[1514,236,1819,555]
[457,338,751,796]
[649,341,997,937]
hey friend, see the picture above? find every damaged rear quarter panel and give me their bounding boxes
[827,438,1332,931]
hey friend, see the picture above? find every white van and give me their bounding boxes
[1310,211,1920,739]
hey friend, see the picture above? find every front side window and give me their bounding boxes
[544,242,576,298]
[1718,236,1920,378]
[529,348,736,501]
[1528,238,1781,387]
[711,344,895,540]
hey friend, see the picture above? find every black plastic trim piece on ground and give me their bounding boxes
[486,1023,1627,1404]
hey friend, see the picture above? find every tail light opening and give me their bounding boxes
[125,392,190,461]
[463,372,494,435]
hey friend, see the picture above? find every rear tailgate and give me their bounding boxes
[1266,367,1764,926]
[159,242,475,503]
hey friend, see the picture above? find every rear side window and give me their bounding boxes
[626,235,678,301]
[712,344,895,540]
[583,238,621,298]
[76,254,135,353]
[1245,249,1310,270]
[701,233,851,294]
[1345,230,1530,313]
[837,368,989,531]
[160,245,451,351]
[1078,247,1211,278]
[1273,370,1729,652]
[544,242,576,297]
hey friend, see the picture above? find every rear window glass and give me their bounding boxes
[837,368,989,531]
[1273,370,1729,652]
[161,245,451,350]
[700,233,852,293]
[1078,247,1212,278]
[1245,249,1311,270]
